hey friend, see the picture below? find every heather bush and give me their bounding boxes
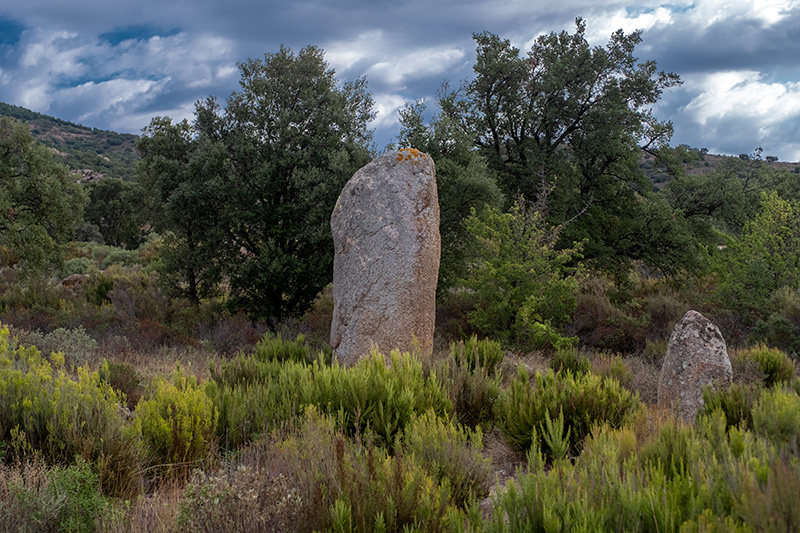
[0,458,110,533]
[484,410,800,532]
[0,324,143,496]
[13,325,98,368]
[549,346,591,376]
[737,344,795,387]
[751,387,800,451]
[132,365,218,477]
[494,368,640,459]
[180,408,456,533]
[437,338,502,428]
[401,410,491,506]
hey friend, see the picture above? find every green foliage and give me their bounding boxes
[0,117,87,275]
[0,459,110,533]
[401,410,491,506]
[738,344,795,388]
[445,20,689,276]
[83,177,146,249]
[751,387,800,451]
[101,248,140,269]
[0,324,142,496]
[209,337,452,449]
[463,199,580,350]
[750,286,800,354]
[702,382,762,430]
[59,257,93,277]
[139,44,375,320]
[13,325,97,368]
[714,192,800,312]
[550,347,592,376]
[494,367,640,459]
[132,365,218,474]
[437,337,502,428]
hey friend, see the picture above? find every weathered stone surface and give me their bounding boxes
[330,148,440,366]
[657,310,732,423]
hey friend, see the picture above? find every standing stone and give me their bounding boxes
[330,148,440,366]
[658,310,733,423]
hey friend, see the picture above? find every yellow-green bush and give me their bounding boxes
[495,368,640,459]
[401,410,491,507]
[738,344,795,388]
[133,365,217,475]
[0,323,142,497]
[209,339,452,449]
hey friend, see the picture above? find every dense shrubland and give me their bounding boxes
[2,17,800,532]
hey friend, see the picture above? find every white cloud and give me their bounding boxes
[364,46,465,87]
[682,71,800,125]
[324,30,385,72]
[370,93,407,130]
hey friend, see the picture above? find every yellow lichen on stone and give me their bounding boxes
[396,148,426,163]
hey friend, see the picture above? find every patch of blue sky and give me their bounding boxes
[0,17,26,46]
[99,24,180,46]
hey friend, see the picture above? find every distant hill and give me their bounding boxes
[0,102,140,181]
[640,145,800,190]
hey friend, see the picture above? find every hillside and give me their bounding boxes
[0,102,140,181]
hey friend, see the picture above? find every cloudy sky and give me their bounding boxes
[1,0,800,161]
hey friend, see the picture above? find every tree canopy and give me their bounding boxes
[439,19,689,276]
[138,45,375,321]
[0,117,86,275]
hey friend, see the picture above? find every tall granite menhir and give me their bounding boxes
[330,149,440,366]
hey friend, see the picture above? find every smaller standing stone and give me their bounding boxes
[658,310,732,423]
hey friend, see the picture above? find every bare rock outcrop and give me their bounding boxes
[657,310,732,423]
[330,149,440,366]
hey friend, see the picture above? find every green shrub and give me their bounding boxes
[209,346,452,450]
[494,368,640,459]
[99,360,142,409]
[702,382,762,430]
[451,335,504,376]
[438,340,501,428]
[101,248,140,269]
[401,411,491,506]
[0,324,142,497]
[549,347,591,376]
[59,257,93,277]
[751,387,800,451]
[14,326,98,368]
[738,344,795,388]
[462,201,580,350]
[180,408,455,533]
[0,459,110,533]
[133,365,217,476]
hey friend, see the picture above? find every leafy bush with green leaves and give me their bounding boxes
[462,200,580,350]
[0,323,142,497]
[13,325,97,368]
[495,368,640,459]
[59,256,93,277]
[133,365,217,475]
